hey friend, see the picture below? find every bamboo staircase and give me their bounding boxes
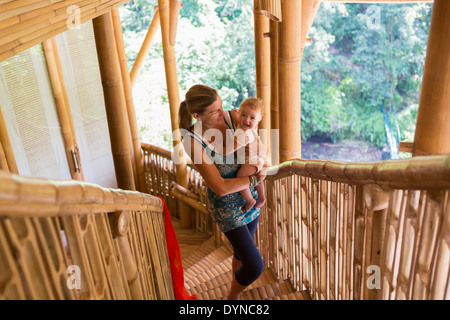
[174,220,312,300]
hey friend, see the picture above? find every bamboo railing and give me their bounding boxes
[0,170,174,300]
[260,157,450,300]
[142,143,449,300]
[141,143,217,240]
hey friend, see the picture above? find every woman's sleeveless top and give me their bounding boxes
[186,111,260,233]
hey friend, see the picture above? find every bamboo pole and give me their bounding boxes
[254,0,271,163]
[42,38,84,181]
[413,0,450,156]
[0,139,8,171]
[278,0,302,162]
[158,0,192,228]
[130,7,160,88]
[0,104,18,174]
[92,12,136,191]
[111,8,146,193]
[269,19,279,165]
[169,0,182,46]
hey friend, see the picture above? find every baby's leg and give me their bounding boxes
[255,182,266,209]
[236,165,258,212]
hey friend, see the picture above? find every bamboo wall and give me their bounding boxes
[0,170,174,300]
[0,0,130,62]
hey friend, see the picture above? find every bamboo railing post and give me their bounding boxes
[112,8,146,193]
[413,0,450,156]
[42,38,84,181]
[130,7,161,88]
[158,0,192,228]
[254,0,271,162]
[0,106,18,174]
[92,12,136,191]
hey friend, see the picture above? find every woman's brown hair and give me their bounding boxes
[178,85,219,130]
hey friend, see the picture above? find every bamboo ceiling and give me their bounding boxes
[0,0,130,62]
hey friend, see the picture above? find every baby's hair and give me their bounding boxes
[239,97,263,116]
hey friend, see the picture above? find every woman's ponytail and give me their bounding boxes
[178,100,193,131]
[178,85,219,131]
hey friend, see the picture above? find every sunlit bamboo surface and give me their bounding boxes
[0,170,173,300]
[143,143,449,300]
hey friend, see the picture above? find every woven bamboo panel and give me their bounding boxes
[0,170,174,300]
[0,0,130,62]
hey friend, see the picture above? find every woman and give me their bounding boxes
[178,84,266,300]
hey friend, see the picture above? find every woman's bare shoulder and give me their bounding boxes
[229,109,240,125]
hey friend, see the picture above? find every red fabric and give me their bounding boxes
[159,197,197,300]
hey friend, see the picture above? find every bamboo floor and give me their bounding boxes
[172,219,312,301]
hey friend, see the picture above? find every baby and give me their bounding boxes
[231,98,267,212]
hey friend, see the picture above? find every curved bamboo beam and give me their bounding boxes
[92,12,136,191]
[111,8,146,193]
[260,0,282,22]
[169,181,210,217]
[413,0,450,156]
[158,0,192,228]
[130,7,160,88]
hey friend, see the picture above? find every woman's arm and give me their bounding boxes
[184,135,250,197]
[194,161,250,197]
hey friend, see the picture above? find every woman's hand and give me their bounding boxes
[256,165,268,183]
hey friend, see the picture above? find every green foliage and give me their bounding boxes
[120,1,432,151]
[301,2,431,148]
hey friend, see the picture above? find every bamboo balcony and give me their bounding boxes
[142,143,450,300]
[0,142,448,300]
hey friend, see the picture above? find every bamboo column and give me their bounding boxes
[413,0,450,156]
[158,0,192,228]
[42,38,84,181]
[0,106,18,174]
[111,8,146,193]
[278,0,302,163]
[269,19,279,165]
[254,0,271,164]
[92,12,136,191]
[169,0,182,46]
[130,7,161,88]
[0,139,8,171]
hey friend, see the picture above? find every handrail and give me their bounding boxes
[0,170,163,217]
[266,155,450,189]
[0,169,173,300]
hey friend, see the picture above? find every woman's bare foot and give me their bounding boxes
[243,198,256,212]
[255,196,266,209]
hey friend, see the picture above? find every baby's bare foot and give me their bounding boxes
[255,196,266,209]
[243,198,257,212]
